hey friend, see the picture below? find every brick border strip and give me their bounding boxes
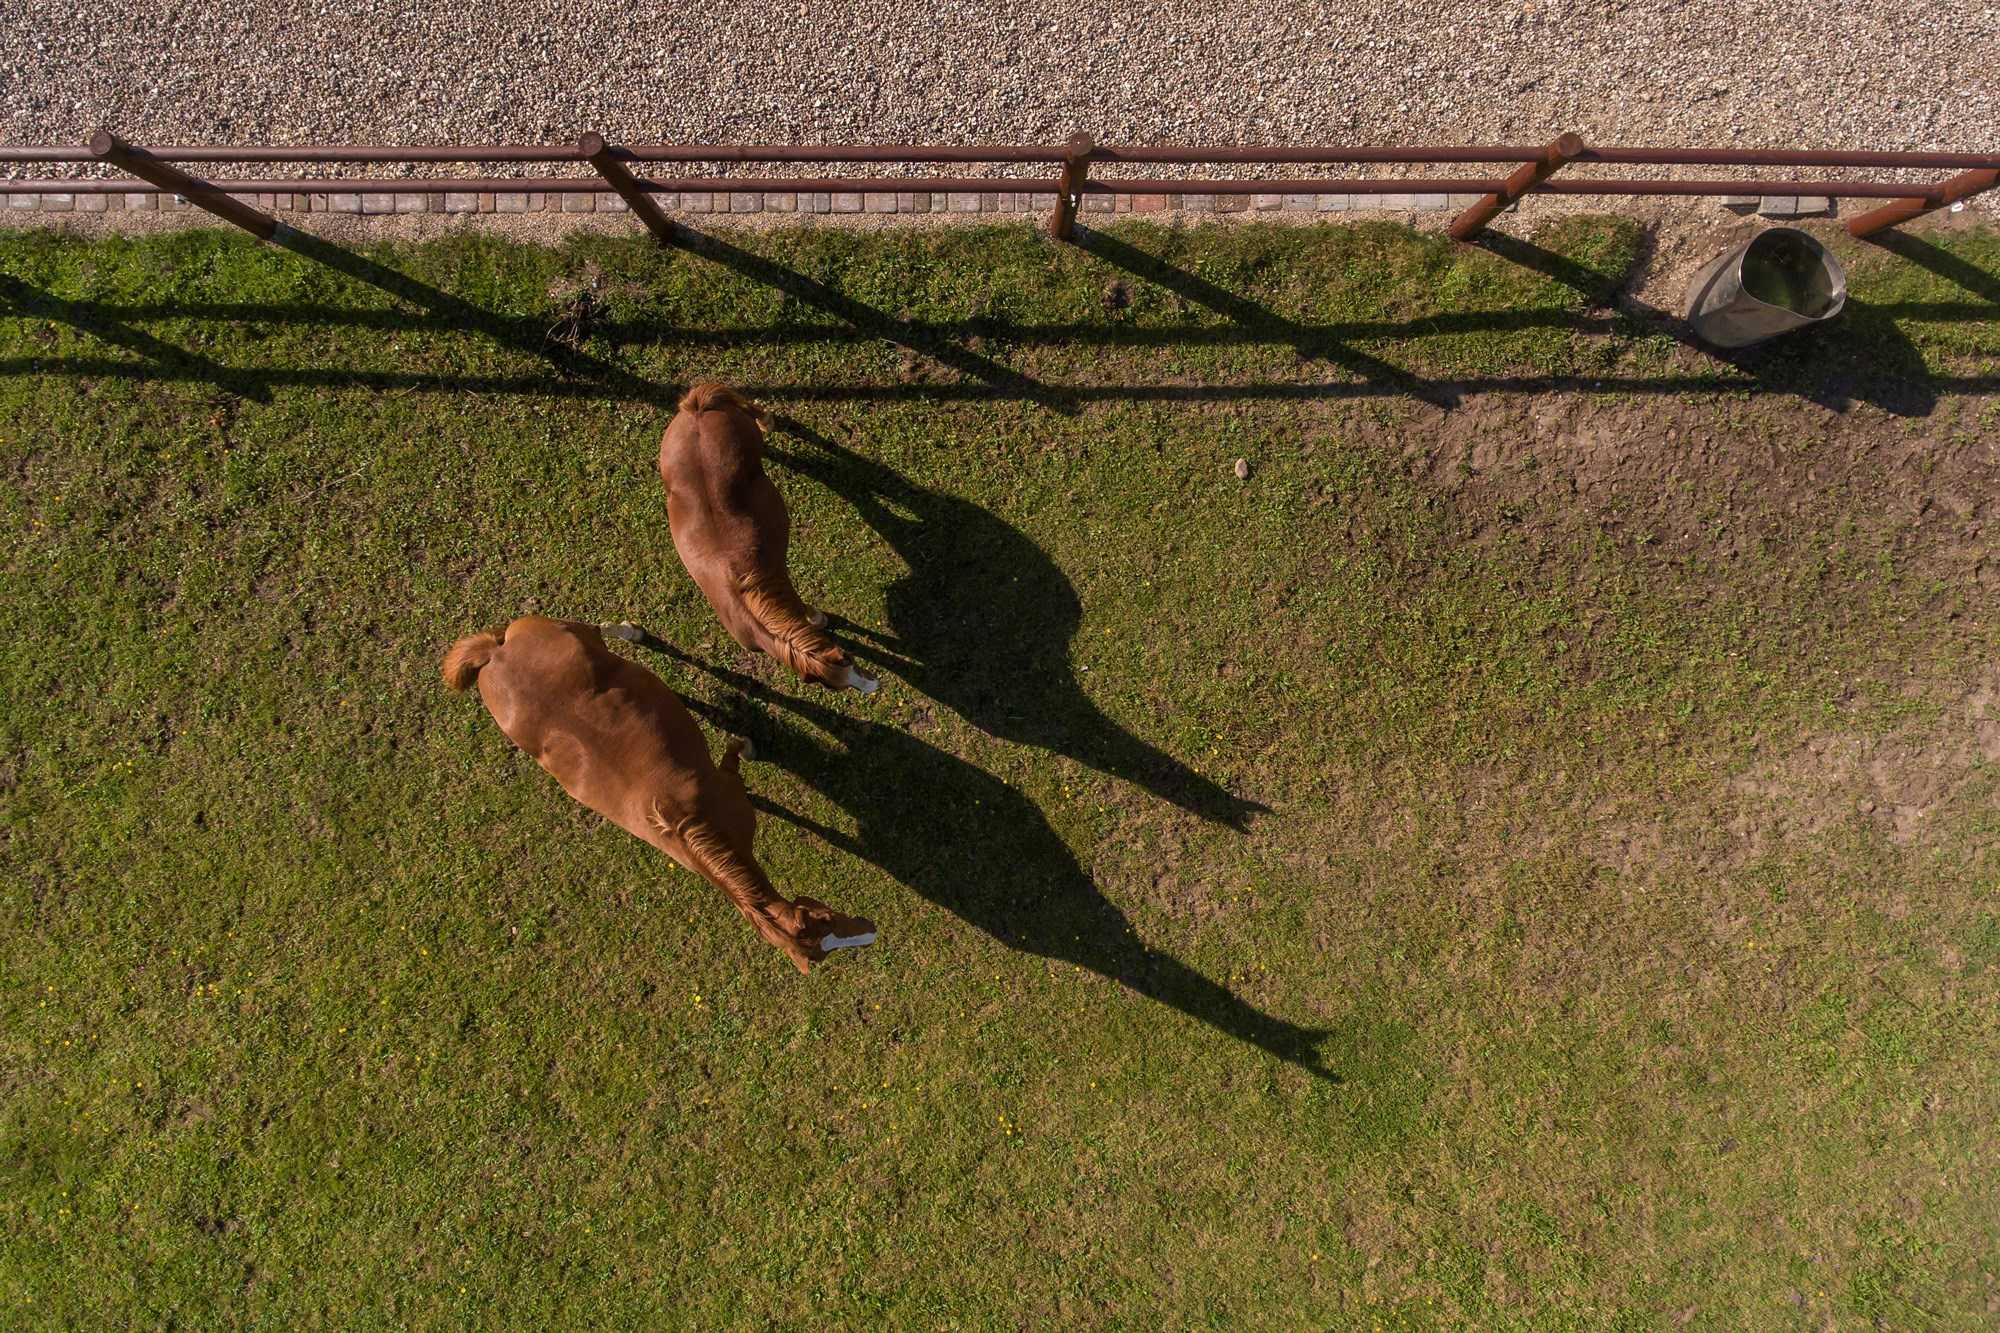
[2,189,1483,217]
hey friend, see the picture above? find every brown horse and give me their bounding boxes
[658,382,877,693]
[442,615,876,973]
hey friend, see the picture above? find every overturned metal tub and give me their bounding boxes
[1683,227,1848,348]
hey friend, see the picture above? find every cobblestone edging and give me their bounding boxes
[0,190,1892,227]
[3,188,1496,218]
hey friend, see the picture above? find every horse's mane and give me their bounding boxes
[735,569,846,677]
[651,802,775,921]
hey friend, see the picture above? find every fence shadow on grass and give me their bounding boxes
[660,225,1080,414]
[0,230,677,407]
[1069,226,1464,410]
[667,222,1994,415]
[273,230,668,396]
[636,636,1335,1082]
[3,223,1992,410]
[0,269,275,404]
[1858,229,2000,306]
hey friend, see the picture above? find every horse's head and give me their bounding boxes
[783,896,878,973]
[805,636,882,694]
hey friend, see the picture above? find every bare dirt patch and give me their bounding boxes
[1330,378,1996,885]
[1363,390,1994,593]
[1724,661,2000,850]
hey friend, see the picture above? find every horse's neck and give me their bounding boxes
[651,802,781,917]
[737,570,840,676]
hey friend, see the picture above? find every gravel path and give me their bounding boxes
[4,1,1996,178]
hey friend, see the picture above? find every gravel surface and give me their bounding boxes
[4,1,1997,189]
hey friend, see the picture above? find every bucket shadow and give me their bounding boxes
[1475,230,1941,417]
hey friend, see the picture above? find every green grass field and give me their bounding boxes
[3,216,1997,1328]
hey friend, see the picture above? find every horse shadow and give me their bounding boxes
[765,416,1269,832]
[644,640,1334,1080]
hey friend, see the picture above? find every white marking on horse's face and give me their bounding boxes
[842,665,879,694]
[819,930,877,952]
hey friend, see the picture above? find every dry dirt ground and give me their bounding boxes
[1393,385,1993,831]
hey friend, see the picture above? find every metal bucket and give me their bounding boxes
[1683,227,1848,348]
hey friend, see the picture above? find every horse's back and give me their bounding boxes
[660,408,788,571]
[478,618,709,823]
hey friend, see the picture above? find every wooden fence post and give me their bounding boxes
[1048,134,1095,241]
[1845,167,2000,239]
[1448,132,1585,241]
[579,133,680,243]
[87,130,281,241]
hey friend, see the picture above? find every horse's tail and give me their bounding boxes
[441,627,505,691]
